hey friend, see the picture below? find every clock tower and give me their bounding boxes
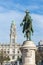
[10,20,16,45]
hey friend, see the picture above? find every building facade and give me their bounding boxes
[0,21,21,62]
[0,20,43,64]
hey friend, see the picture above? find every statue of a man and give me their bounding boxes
[20,10,34,41]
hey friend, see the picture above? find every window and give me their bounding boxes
[7,51,9,53]
[4,51,6,53]
[12,56,15,59]
[12,39,15,43]
[18,51,19,53]
[13,51,15,53]
[13,49,15,53]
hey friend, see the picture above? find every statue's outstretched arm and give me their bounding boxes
[20,22,23,26]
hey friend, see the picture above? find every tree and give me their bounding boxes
[20,10,34,40]
[3,56,10,62]
[35,49,43,65]
[35,50,41,65]
[0,49,10,65]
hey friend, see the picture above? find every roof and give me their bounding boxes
[38,40,43,46]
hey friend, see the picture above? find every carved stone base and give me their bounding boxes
[22,63,36,65]
[21,41,36,65]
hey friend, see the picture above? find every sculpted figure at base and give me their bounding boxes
[20,10,34,40]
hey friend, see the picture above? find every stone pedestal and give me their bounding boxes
[21,41,36,65]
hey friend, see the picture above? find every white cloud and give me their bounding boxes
[0,6,6,12]
[13,3,39,11]
[31,13,43,44]
[0,9,43,44]
[0,2,39,13]
[0,10,24,43]
[31,13,43,28]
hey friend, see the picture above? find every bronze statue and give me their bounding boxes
[20,10,34,41]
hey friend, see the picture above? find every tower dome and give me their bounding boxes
[11,20,16,25]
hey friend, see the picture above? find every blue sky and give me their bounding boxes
[0,0,43,45]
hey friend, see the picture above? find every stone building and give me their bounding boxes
[36,40,43,65]
[0,21,21,62]
[0,20,43,65]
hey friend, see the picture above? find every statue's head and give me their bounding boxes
[25,10,30,16]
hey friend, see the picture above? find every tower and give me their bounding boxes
[10,20,16,45]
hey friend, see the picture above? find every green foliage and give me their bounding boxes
[6,56,10,61]
[0,50,10,65]
[17,56,19,61]
[17,56,22,63]
[20,10,34,40]
[0,50,3,64]
[35,49,43,65]
[3,56,10,61]
[35,50,41,64]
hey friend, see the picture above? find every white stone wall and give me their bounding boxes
[0,44,21,61]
